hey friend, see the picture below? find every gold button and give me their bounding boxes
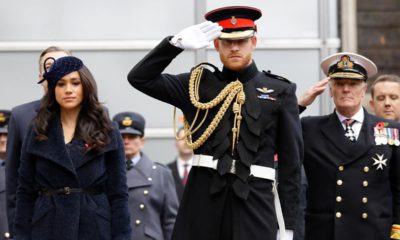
[144,190,149,195]
[363,181,368,187]
[338,165,344,171]
[4,232,10,238]
[139,204,145,210]
[336,212,342,218]
[336,196,342,202]
[362,197,368,203]
[337,179,343,186]
[135,219,141,225]
[362,213,368,219]
[363,166,369,173]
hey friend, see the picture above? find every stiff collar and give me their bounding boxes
[336,107,364,124]
[220,61,258,83]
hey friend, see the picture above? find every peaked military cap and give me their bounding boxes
[0,110,11,134]
[205,6,262,40]
[113,112,145,136]
[321,52,377,81]
[38,56,83,88]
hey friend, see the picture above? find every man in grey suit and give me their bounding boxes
[5,46,70,238]
[167,127,193,202]
[113,111,178,240]
[0,110,10,239]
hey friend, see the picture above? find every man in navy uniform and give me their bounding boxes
[128,6,302,240]
[302,52,400,240]
[113,112,178,240]
[5,46,70,238]
[0,110,10,239]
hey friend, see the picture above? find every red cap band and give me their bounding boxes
[217,17,255,29]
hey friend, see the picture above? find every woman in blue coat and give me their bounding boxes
[14,56,131,240]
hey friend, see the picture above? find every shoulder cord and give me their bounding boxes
[173,65,246,154]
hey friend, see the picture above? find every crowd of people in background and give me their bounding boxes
[1,5,400,240]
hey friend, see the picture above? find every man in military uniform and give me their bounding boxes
[128,6,302,240]
[0,110,10,239]
[113,112,178,240]
[302,52,400,240]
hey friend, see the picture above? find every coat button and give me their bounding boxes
[362,197,368,203]
[4,232,10,239]
[135,219,141,225]
[337,179,343,186]
[362,213,368,219]
[336,196,342,202]
[363,166,369,173]
[338,166,344,171]
[336,212,342,218]
[152,165,157,169]
[139,204,145,210]
[363,181,368,187]
[144,190,149,195]
[148,177,153,181]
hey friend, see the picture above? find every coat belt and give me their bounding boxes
[192,154,286,239]
[39,187,102,196]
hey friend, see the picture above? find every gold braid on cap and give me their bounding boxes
[391,224,400,239]
[173,64,245,153]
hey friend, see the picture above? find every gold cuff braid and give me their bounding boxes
[391,224,400,239]
[173,65,245,152]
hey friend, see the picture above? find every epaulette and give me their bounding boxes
[154,162,168,169]
[263,70,291,84]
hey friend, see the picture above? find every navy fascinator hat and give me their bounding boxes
[38,56,83,88]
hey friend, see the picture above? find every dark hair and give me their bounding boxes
[370,74,400,98]
[33,65,112,152]
[38,46,71,70]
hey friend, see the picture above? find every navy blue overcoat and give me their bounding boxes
[14,115,131,240]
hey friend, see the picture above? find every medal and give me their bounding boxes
[394,128,400,146]
[388,128,394,145]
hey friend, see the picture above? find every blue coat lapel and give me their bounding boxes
[25,115,77,176]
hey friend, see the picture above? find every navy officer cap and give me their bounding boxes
[113,112,145,136]
[205,6,262,40]
[38,56,83,88]
[0,110,11,134]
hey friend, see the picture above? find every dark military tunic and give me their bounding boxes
[0,160,8,238]
[302,110,400,240]
[128,37,303,240]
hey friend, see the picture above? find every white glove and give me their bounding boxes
[276,230,294,240]
[170,21,222,50]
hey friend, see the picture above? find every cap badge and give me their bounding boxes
[0,113,5,123]
[337,55,354,69]
[372,153,387,170]
[231,16,237,25]
[122,117,133,127]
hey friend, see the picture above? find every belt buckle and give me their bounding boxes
[230,159,236,174]
[64,187,71,195]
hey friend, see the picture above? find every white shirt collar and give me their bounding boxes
[336,107,364,124]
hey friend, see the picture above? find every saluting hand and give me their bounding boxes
[170,21,222,50]
[298,77,330,107]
